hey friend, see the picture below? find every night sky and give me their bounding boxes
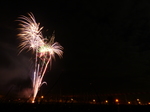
[1,0,150,99]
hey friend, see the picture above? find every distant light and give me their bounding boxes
[115,99,119,103]
[105,100,108,103]
[148,102,150,105]
[128,101,131,104]
[93,99,96,102]
[32,100,35,103]
[59,99,62,102]
[139,102,141,104]
[71,98,73,101]
[41,96,44,99]
[137,99,140,101]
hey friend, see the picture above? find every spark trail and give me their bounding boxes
[17,13,63,103]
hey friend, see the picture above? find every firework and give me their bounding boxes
[17,13,63,103]
[17,12,44,53]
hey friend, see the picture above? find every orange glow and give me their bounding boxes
[128,101,131,104]
[93,99,96,102]
[115,99,119,102]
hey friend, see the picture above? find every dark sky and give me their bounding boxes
[1,0,150,99]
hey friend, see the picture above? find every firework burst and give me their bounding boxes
[17,12,44,53]
[17,13,63,103]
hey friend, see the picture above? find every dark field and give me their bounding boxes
[1,103,150,112]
